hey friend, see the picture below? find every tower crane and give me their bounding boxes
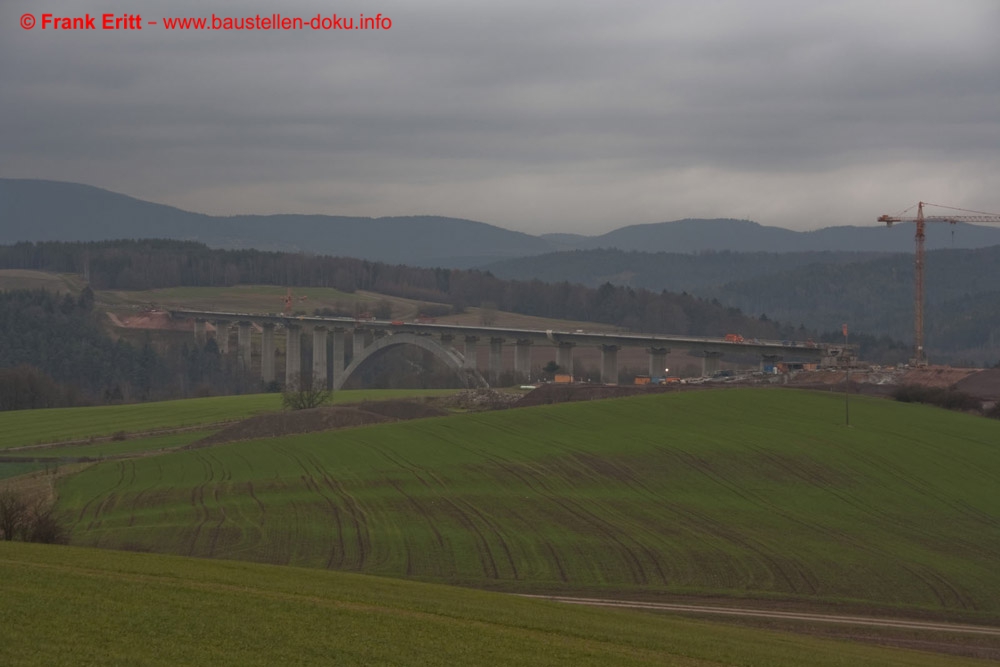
[878,202,1000,366]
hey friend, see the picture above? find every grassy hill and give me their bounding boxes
[52,389,1000,619]
[0,389,460,449]
[0,541,986,666]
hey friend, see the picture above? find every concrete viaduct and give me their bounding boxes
[173,310,847,390]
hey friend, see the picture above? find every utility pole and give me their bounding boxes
[843,323,850,427]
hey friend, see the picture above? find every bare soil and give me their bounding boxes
[192,400,449,447]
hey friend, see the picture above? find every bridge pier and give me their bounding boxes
[760,354,781,372]
[331,328,346,388]
[214,321,230,353]
[556,342,575,377]
[648,347,669,377]
[313,326,328,390]
[463,336,479,370]
[193,319,207,345]
[601,345,619,385]
[514,339,532,382]
[285,324,302,390]
[261,323,276,384]
[352,329,372,363]
[702,351,723,377]
[238,321,253,372]
[489,338,504,383]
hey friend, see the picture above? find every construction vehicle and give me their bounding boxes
[281,288,307,315]
[724,333,744,343]
[878,202,1000,365]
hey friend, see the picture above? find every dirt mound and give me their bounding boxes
[516,383,678,407]
[348,400,448,421]
[954,368,1000,400]
[194,406,391,446]
[900,366,980,389]
[109,311,191,331]
[439,389,523,410]
[192,400,449,447]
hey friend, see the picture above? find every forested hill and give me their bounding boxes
[483,245,1000,365]
[485,249,888,292]
[0,179,552,268]
[544,218,1000,253]
[6,180,1000,267]
[0,240,806,344]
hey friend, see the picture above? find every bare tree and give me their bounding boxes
[0,490,69,544]
[0,490,29,541]
[282,375,332,410]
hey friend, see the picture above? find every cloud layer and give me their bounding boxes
[4,0,999,233]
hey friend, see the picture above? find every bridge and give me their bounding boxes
[171,310,850,390]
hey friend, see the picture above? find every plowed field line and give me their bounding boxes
[516,595,1000,636]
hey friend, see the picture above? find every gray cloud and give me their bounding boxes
[3,0,999,233]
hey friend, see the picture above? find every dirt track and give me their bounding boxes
[517,594,1000,636]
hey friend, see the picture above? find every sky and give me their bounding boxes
[3,0,999,235]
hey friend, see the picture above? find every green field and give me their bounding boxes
[0,389,459,448]
[0,541,984,667]
[55,389,1000,618]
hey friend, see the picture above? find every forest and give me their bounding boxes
[0,240,914,409]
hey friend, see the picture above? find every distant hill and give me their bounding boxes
[0,179,554,268]
[485,245,1000,365]
[568,218,1000,253]
[6,180,1000,268]
[485,248,888,292]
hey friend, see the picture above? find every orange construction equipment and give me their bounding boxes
[878,202,1000,365]
[724,333,744,343]
[281,288,308,315]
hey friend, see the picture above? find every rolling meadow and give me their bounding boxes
[42,389,1000,620]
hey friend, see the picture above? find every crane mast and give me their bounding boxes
[878,202,1000,365]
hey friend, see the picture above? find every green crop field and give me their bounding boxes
[0,389,459,448]
[2,430,219,461]
[101,284,364,313]
[54,389,1000,619]
[0,541,984,667]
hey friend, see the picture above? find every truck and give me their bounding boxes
[724,333,744,343]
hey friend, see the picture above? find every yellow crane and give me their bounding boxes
[878,202,1000,365]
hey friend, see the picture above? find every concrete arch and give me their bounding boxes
[334,332,488,391]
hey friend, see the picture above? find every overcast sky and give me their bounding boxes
[3,0,999,234]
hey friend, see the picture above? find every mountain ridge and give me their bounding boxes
[4,179,1000,267]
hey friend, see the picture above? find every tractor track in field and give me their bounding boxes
[305,453,371,570]
[186,453,215,557]
[373,446,519,580]
[378,447,520,580]
[465,446,653,586]
[515,594,1000,637]
[6,421,236,453]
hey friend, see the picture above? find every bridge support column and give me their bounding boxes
[331,328,345,389]
[601,345,619,385]
[463,336,479,370]
[514,339,532,382]
[285,324,302,390]
[702,351,723,377]
[648,347,669,378]
[352,328,372,363]
[193,319,206,345]
[261,323,276,384]
[489,338,504,383]
[556,342,574,377]
[760,354,781,372]
[238,322,252,372]
[312,326,328,390]
[214,321,230,354]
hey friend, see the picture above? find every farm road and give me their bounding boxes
[517,595,1000,636]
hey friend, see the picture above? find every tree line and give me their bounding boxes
[0,239,800,340]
